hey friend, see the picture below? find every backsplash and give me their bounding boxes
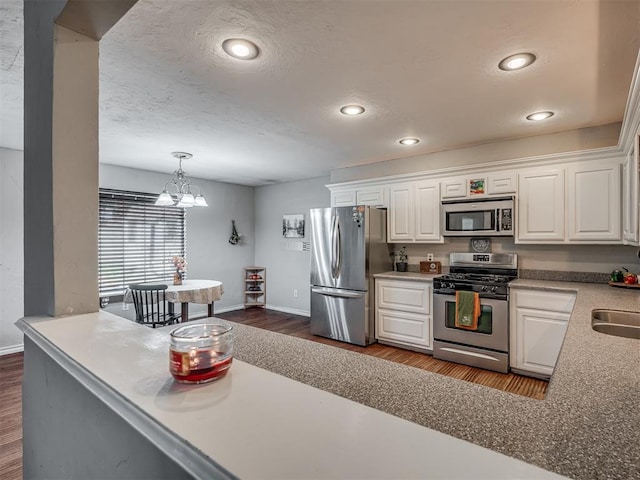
[398,237,639,276]
[519,269,610,284]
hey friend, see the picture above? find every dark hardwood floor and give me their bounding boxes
[216,308,549,400]
[0,308,547,479]
[0,352,23,480]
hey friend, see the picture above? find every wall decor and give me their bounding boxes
[470,237,491,252]
[229,219,241,245]
[283,214,305,238]
[468,178,486,196]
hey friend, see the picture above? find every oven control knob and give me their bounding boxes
[490,286,497,293]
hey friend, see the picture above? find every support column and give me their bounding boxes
[24,0,136,317]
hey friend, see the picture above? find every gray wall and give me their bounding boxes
[0,148,24,353]
[254,176,331,316]
[100,163,255,318]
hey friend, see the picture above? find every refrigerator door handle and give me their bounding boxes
[335,216,342,278]
[311,287,364,299]
[330,214,338,278]
[331,215,340,278]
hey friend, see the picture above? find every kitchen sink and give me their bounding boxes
[592,310,640,339]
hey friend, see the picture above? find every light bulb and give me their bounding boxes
[194,195,208,207]
[155,191,174,206]
[177,193,195,208]
[498,53,536,71]
[222,38,260,60]
[526,111,554,121]
[340,104,365,116]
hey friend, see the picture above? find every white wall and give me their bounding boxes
[99,163,255,318]
[254,176,331,316]
[0,147,24,354]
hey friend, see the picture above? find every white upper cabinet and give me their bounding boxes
[388,180,442,243]
[440,177,467,199]
[487,171,517,195]
[623,136,639,245]
[330,185,387,207]
[566,159,621,242]
[517,168,565,242]
[414,180,442,242]
[440,171,516,200]
[388,183,414,242]
[331,189,357,207]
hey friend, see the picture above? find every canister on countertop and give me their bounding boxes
[170,320,234,383]
[420,261,442,274]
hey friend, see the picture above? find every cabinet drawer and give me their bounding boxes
[512,289,576,314]
[376,309,431,348]
[376,280,431,314]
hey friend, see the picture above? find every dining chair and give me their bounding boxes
[128,284,182,328]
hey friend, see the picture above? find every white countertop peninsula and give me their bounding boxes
[18,312,562,479]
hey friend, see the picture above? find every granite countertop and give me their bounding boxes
[18,313,562,480]
[374,271,439,281]
[228,279,640,479]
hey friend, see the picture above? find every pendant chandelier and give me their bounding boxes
[155,152,208,208]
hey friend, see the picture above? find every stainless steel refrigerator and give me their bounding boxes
[309,206,392,346]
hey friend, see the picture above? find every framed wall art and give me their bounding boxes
[468,177,486,196]
[282,214,305,238]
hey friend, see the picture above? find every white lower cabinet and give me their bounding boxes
[510,289,576,378]
[376,279,432,351]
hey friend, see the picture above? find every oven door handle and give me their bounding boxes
[438,347,502,362]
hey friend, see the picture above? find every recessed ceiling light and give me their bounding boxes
[498,52,536,71]
[526,111,554,121]
[222,38,260,60]
[398,137,420,145]
[340,104,365,116]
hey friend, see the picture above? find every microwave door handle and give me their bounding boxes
[496,209,501,232]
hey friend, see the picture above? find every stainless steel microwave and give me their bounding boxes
[441,197,514,236]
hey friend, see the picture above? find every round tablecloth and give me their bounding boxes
[124,279,224,304]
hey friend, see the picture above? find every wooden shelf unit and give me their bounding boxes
[244,267,266,309]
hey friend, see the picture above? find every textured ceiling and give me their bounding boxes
[2,0,640,186]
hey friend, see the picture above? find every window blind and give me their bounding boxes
[99,188,186,297]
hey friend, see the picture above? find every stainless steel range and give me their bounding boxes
[433,253,517,373]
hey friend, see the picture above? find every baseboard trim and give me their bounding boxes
[188,304,245,320]
[0,343,24,356]
[264,304,310,317]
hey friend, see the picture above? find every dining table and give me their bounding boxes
[124,279,224,323]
